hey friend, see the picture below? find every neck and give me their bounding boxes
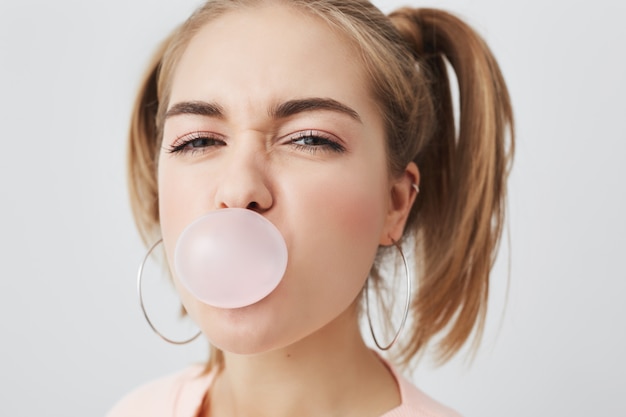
[207,305,400,417]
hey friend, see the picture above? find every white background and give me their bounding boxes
[1,0,624,416]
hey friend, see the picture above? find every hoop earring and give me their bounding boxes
[137,239,202,345]
[366,239,412,351]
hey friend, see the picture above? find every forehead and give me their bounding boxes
[168,3,373,114]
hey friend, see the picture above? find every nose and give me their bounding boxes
[214,142,273,212]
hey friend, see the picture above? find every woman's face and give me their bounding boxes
[158,3,411,354]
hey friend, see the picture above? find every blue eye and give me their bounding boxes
[290,131,345,153]
[166,132,226,155]
[187,137,220,148]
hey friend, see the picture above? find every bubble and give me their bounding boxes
[174,209,288,309]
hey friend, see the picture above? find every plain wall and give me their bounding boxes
[0,0,624,415]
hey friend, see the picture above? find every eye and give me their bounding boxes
[166,132,226,155]
[289,130,345,154]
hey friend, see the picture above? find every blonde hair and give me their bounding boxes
[128,0,514,368]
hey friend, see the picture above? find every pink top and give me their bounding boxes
[107,360,461,417]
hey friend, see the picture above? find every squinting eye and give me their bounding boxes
[166,132,225,155]
[290,131,345,153]
[187,138,217,148]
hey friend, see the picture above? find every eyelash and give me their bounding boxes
[165,130,345,156]
[166,132,225,155]
[288,130,345,154]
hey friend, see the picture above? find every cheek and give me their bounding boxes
[297,166,388,242]
[336,186,386,236]
[158,171,181,258]
[283,166,389,301]
[157,162,201,280]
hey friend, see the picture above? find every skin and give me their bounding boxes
[158,3,419,417]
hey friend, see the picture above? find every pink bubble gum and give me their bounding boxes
[174,209,288,309]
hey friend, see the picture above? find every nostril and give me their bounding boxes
[215,175,273,211]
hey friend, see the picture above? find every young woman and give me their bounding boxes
[109,0,513,416]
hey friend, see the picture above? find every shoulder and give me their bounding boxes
[393,374,462,417]
[381,362,462,417]
[105,365,214,417]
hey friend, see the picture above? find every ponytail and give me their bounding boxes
[127,36,171,245]
[388,8,514,363]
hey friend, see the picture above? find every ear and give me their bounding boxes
[379,162,420,246]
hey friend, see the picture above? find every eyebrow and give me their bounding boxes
[165,101,225,119]
[271,98,362,123]
[164,98,361,123]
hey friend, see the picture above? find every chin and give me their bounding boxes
[207,326,289,356]
[196,303,291,355]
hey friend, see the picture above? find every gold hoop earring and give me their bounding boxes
[365,240,412,351]
[137,239,202,345]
